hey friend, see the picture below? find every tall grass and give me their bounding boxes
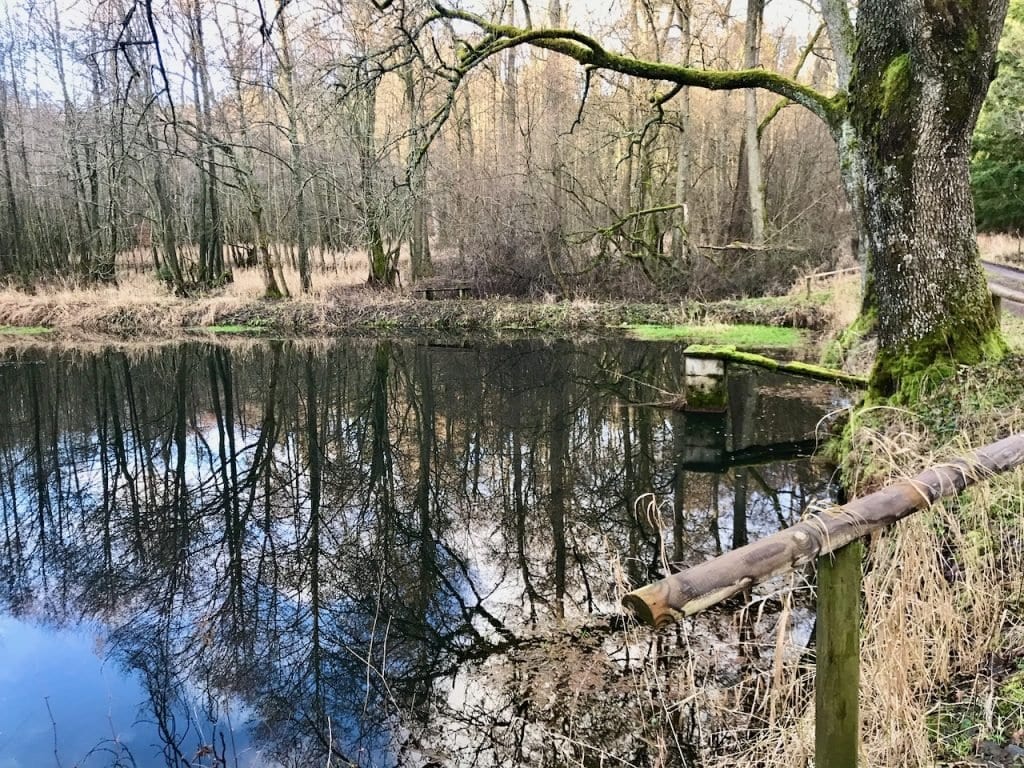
[603,338,1024,767]
[719,367,1024,766]
[978,233,1024,266]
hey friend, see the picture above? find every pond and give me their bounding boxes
[0,338,846,767]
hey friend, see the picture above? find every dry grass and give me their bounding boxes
[0,257,830,343]
[0,258,411,339]
[823,272,863,331]
[709,359,1024,767]
[978,233,1024,266]
[595,351,1024,767]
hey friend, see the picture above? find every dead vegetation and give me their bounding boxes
[708,356,1024,766]
[979,233,1024,268]
[0,265,860,343]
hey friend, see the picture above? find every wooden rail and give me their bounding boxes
[622,432,1024,626]
[990,282,1024,318]
[801,266,1024,313]
[805,266,861,296]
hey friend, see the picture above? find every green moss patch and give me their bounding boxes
[0,325,52,336]
[626,323,805,348]
[881,53,912,115]
[684,344,868,386]
[869,325,1006,404]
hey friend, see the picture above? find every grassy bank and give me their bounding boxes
[0,268,850,344]
[844,353,1024,767]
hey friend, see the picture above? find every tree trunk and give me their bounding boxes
[846,0,1006,395]
[543,0,569,296]
[743,0,766,246]
[276,1,312,294]
[354,73,398,289]
[191,0,225,287]
[403,64,432,282]
[670,1,693,266]
[0,73,21,276]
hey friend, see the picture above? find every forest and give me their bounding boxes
[0,0,852,299]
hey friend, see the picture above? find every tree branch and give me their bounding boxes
[758,22,826,139]
[435,4,841,128]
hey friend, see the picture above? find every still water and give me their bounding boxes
[0,338,844,767]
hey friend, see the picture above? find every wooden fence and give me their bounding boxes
[622,432,1024,766]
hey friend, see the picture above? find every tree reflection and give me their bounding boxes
[0,339,838,766]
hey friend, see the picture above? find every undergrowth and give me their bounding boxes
[806,354,1024,767]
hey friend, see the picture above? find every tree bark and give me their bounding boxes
[276,1,312,293]
[743,0,766,246]
[403,64,432,282]
[190,0,225,287]
[846,0,1007,395]
[670,1,693,266]
[0,70,21,276]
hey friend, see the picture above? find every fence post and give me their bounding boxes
[815,539,862,767]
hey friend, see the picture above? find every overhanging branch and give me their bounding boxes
[435,4,841,128]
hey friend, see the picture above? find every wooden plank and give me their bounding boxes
[806,266,861,295]
[684,344,868,388]
[622,432,1024,627]
[816,540,862,768]
[410,284,473,300]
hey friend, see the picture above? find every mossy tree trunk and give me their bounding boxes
[436,0,1008,395]
[844,0,1007,396]
[742,0,766,247]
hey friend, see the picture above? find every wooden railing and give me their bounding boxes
[804,266,861,297]
[622,433,1024,766]
[410,282,475,300]
[803,264,1024,317]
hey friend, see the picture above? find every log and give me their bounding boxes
[622,432,1024,627]
[684,344,868,388]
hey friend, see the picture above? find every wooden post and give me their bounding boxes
[816,540,862,768]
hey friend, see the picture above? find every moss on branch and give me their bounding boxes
[684,344,868,386]
[439,5,840,127]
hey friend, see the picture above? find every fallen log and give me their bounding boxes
[684,344,868,388]
[622,432,1024,627]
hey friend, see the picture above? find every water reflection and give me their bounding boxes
[0,339,841,766]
